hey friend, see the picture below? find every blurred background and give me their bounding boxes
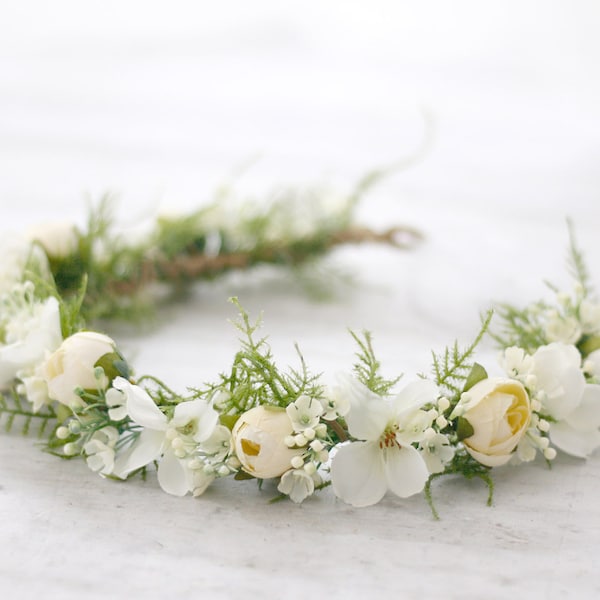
[1,0,599,380]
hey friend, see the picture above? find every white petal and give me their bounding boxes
[464,446,512,467]
[345,387,391,441]
[114,377,167,431]
[157,450,191,496]
[112,429,165,478]
[331,441,387,507]
[393,379,439,415]
[565,384,600,431]
[172,398,219,442]
[384,445,429,498]
[549,422,600,458]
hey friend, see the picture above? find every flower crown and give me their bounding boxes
[2,191,599,517]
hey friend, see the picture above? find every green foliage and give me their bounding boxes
[0,389,56,438]
[350,330,400,395]
[194,298,323,414]
[431,310,493,398]
[566,219,592,296]
[488,301,549,354]
[424,451,494,520]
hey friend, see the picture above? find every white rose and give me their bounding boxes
[458,377,531,467]
[27,222,79,259]
[232,405,304,479]
[42,332,116,408]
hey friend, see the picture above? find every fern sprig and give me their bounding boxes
[350,330,400,395]
[432,310,493,398]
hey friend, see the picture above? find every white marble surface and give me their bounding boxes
[2,2,600,598]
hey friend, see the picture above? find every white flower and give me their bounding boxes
[580,300,600,334]
[530,343,600,457]
[231,405,304,479]
[420,430,454,474]
[545,315,582,345]
[500,347,533,383]
[0,282,62,391]
[277,468,318,503]
[42,331,116,408]
[84,427,119,476]
[319,376,352,420]
[286,395,323,432]
[330,378,437,507]
[112,377,219,496]
[105,387,128,421]
[27,222,79,259]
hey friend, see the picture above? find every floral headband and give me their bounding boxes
[1,190,598,517]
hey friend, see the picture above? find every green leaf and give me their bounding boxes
[463,363,488,393]
[578,335,600,358]
[456,417,474,441]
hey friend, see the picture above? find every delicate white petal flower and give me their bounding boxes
[113,428,166,477]
[0,286,62,391]
[384,444,430,499]
[421,432,455,474]
[19,372,52,413]
[320,375,352,419]
[277,468,316,504]
[113,377,167,430]
[157,450,192,497]
[530,343,583,420]
[191,469,216,497]
[331,379,437,507]
[548,384,600,457]
[170,397,219,443]
[286,395,323,432]
[105,387,128,421]
[84,427,119,476]
[500,347,534,382]
[201,425,233,462]
[331,442,388,507]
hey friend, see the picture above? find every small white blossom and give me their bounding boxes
[420,432,455,474]
[112,377,219,496]
[319,376,352,420]
[500,347,533,383]
[286,395,323,432]
[106,387,128,421]
[330,378,438,507]
[84,427,119,476]
[277,468,319,503]
[529,343,600,457]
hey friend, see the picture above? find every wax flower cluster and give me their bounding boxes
[1,227,600,512]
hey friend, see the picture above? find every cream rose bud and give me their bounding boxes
[460,378,531,468]
[232,405,304,479]
[42,332,117,408]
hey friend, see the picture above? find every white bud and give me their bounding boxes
[544,447,557,460]
[309,439,324,452]
[435,416,448,429]
[315,423,328,438]
[217,465,230,477]
[525,374,537,389]
[437,397,450,412]
[303,462,317,476]
[63,442,79,456]
[538,419,550,433]
[303,427,316,441]
[291,456,304,469]
[55,426,70,440]
[284,435,296,448]
[294,434,308,447]
[174,448,186,459]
